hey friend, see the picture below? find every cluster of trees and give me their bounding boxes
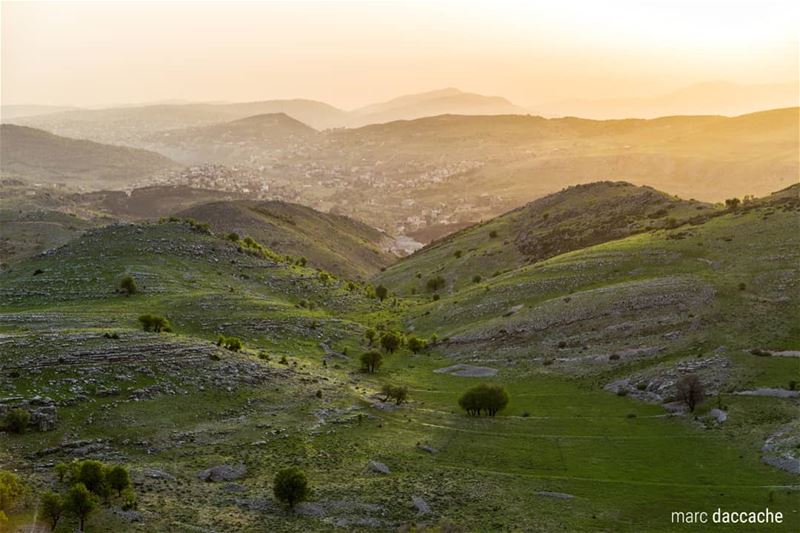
[360,329,434,374]
[42,460,133,531]
[138,314,172,333]
[458,385,510,416]
[216,335,243,351]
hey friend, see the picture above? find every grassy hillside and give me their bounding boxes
[178,200,397,279]
[0,124,179,187]
[1,186,797,532]
[376,181,718,293]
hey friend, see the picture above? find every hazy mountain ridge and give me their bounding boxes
[536,81,800,119]
[0,124,180,187]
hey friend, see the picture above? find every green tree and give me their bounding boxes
[407,336,427,354]
[458,384,509,416]
[364,328,377,346]
[360,350,383,373]
[76,460,106,495]
[119,275,138,295]
[375,284,389,301]
[380,331,402,353]
[55,462,69,482]
[65,483,97,532]
[226,232,240,242]
[40,491,64,530]
[4,408,30,433]
[0,470,24,513]
[138,314,172,333]
[106,465,131,497]
[273,467,309,509]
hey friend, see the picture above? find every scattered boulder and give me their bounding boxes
[708,408,727,423]
[412,496,430,514]
[416,444,439,454]
[368,460,390,474]
[197,464,247,482]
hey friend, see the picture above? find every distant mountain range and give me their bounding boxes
[535,81,799,119]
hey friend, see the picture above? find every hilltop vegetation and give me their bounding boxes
[178,199,398,279]
[0,183,798,532]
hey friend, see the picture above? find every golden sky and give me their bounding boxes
[1,0,798,108]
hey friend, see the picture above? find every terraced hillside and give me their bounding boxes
[1,186,798,532]
[179,200,398,279]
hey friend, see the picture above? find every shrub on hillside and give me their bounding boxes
[489,230,498,238]
[426,275,446,292]
[375,284,389,301]
[138,314,172,333]
[217,335,243,351]
[119,275,137,295]
[381,384,409,405]
[472,275,482,283]
[273,467,309,509]
[379,331,402,353]
[4,408,30,434]
[360,350,383,373]
[458,384,509,416]
[106,466,131,497]
[407,336,427,354]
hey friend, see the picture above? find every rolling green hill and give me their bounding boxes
[178,200,398,279]
[375,181,718,293]
[1,184,797,532]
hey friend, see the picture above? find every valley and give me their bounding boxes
[1,183,797,531]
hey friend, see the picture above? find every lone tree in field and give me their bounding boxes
[138,314,172,333]
[119,275,138,295]
[676,374,705,412]
[380,331,402,353]
[4,408,30,434]
[375,284,389,301]
[273,467,309,509]
[106,465,131,497]
[40,491,64,530]
[458,384,509,416]
[64,483,97,532]
[360,350,383,373]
